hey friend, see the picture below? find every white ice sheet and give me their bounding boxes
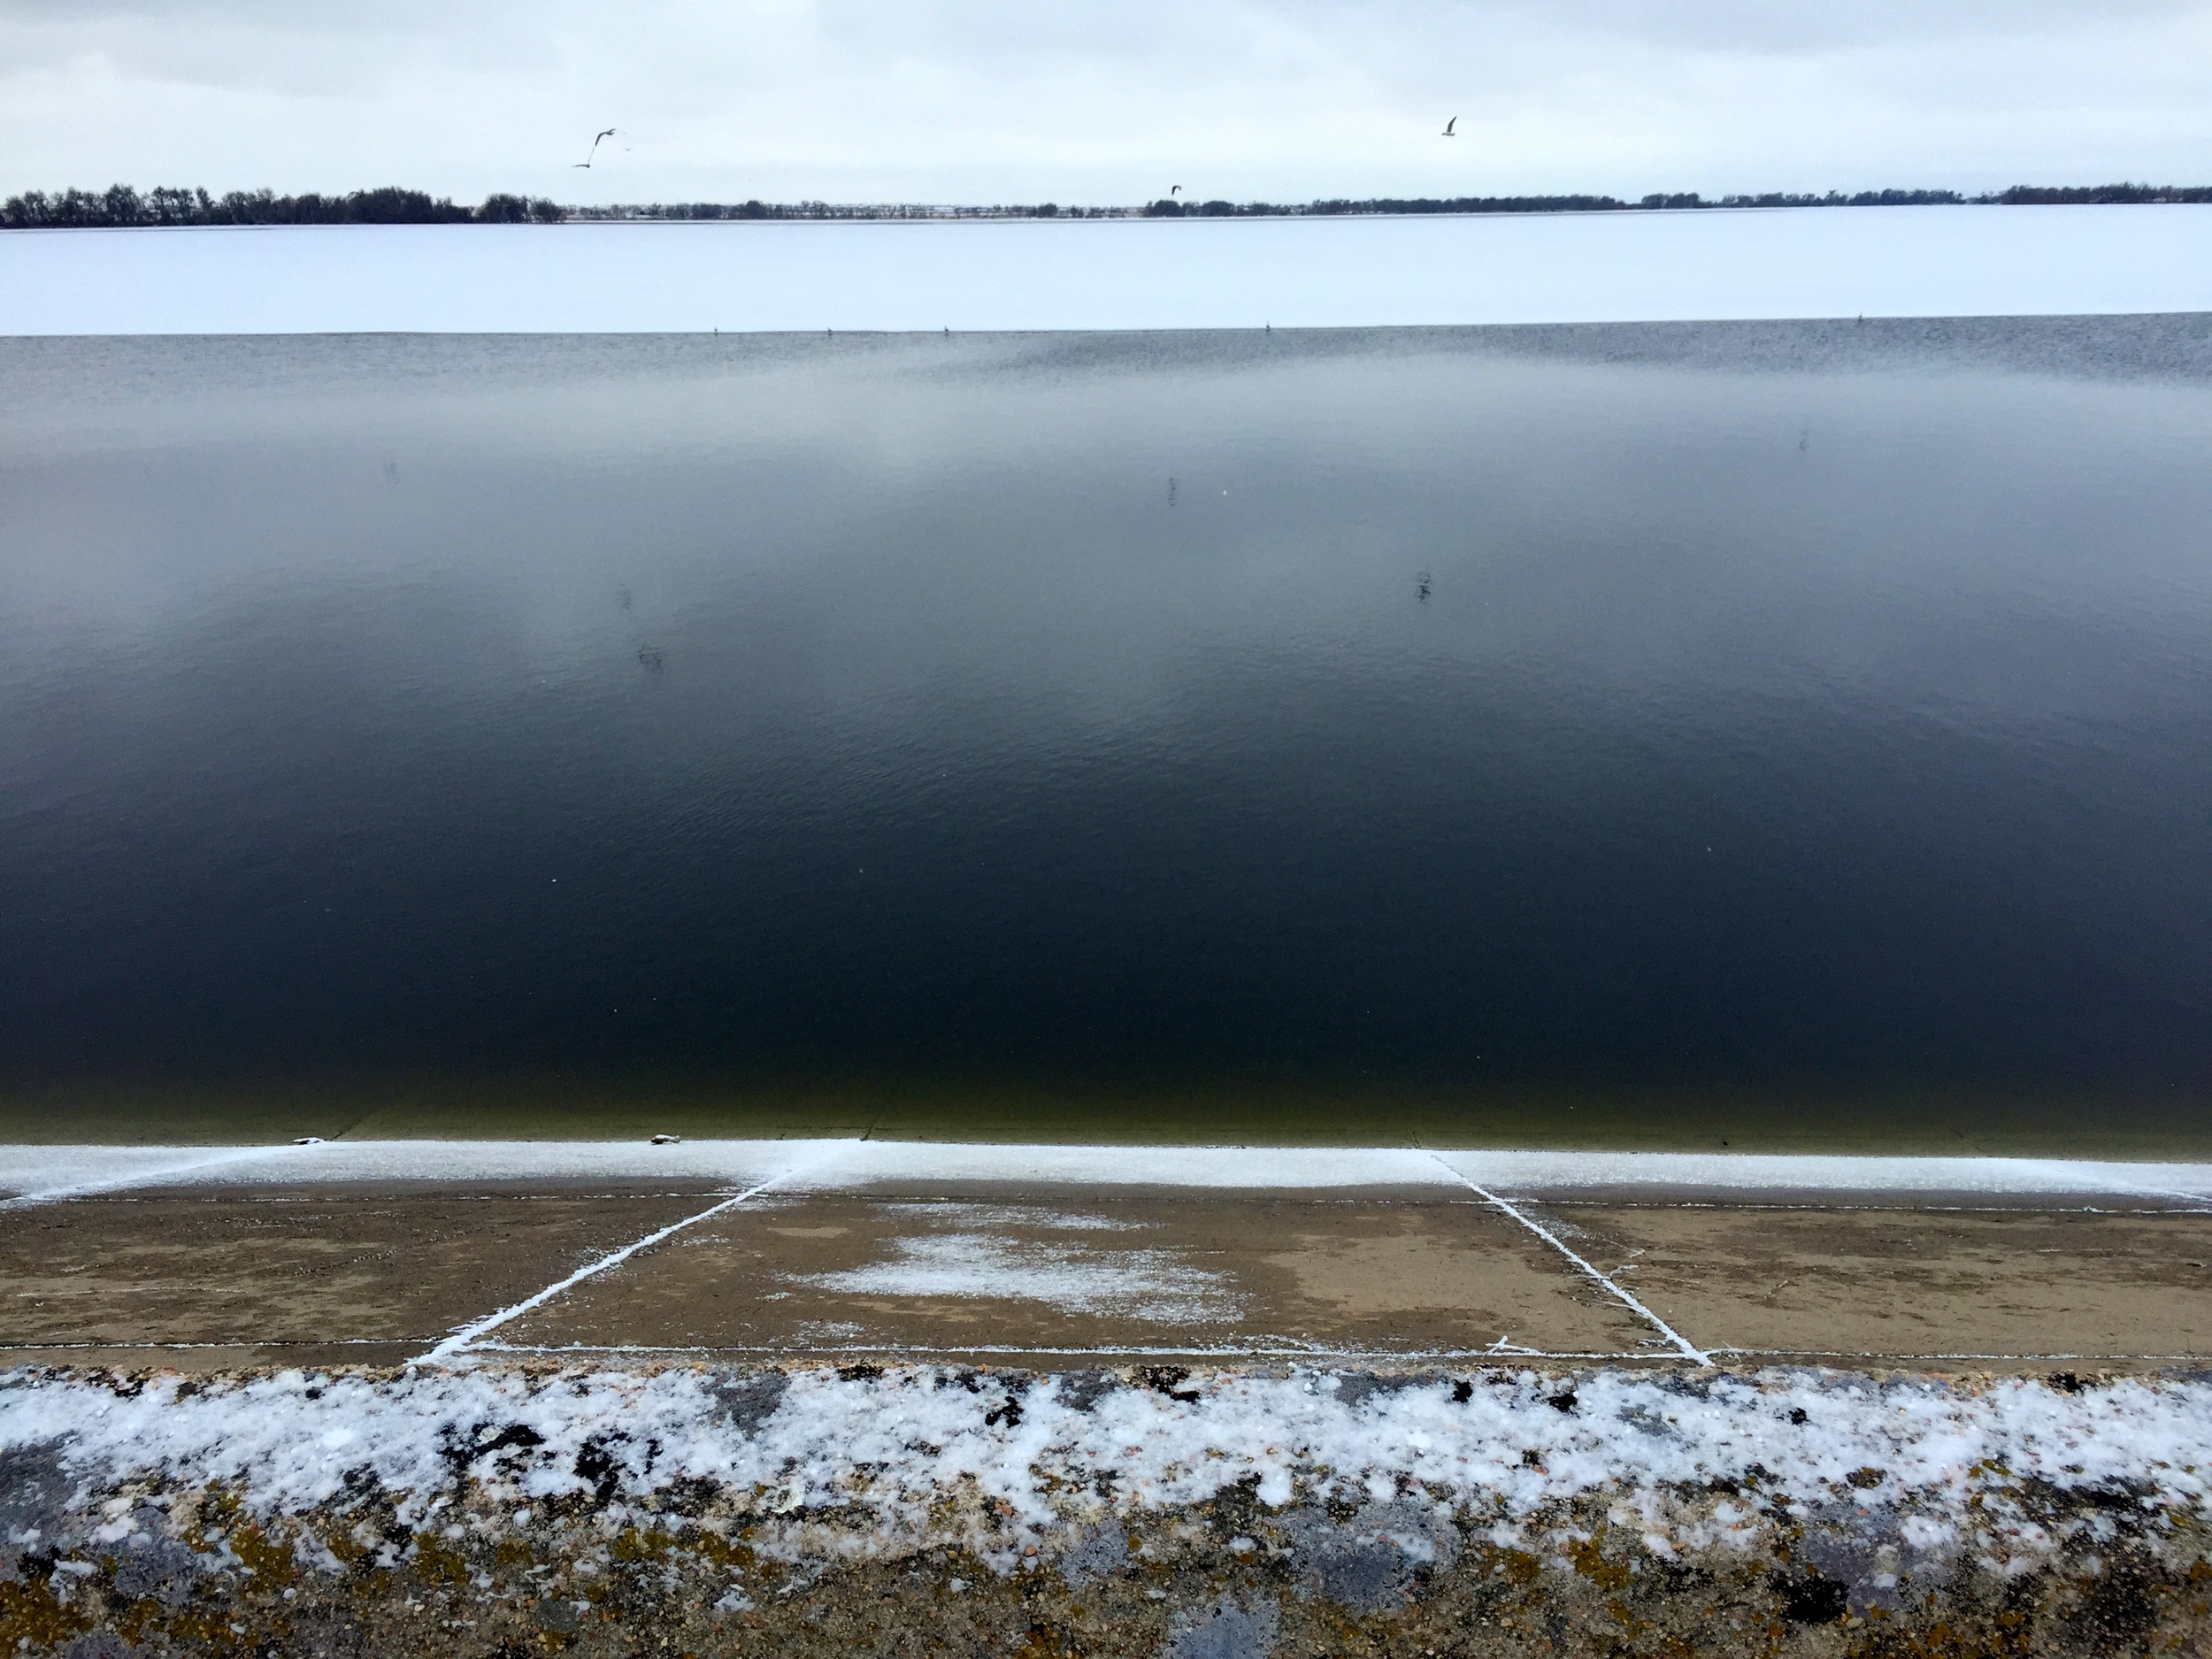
[4,204,2210,334]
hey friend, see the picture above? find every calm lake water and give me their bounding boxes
[4,320,2210,1148]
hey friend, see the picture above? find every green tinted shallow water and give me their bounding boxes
[4,1073,2205,1157]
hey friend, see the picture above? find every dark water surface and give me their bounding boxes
[4,320,2211,1148]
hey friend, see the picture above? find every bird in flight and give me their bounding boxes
[1442,116,1457,137]
[1170,184,1181,196]
[574,127,618,168]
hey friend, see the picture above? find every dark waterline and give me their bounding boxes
[4,320,2210,1147]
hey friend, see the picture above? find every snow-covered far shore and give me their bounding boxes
[3,1139,2208,1207]
[4,204,2211,334]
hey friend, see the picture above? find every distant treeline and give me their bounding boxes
[7,180,2210,229]
[1142,184,2212,216]
[0,185,565,229]
[1988,183,2212,204]
[528,183,2212,220]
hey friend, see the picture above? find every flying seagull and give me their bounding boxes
[574,127,618,168]
[1170,185,1181,196]
[1442,116,1457,136]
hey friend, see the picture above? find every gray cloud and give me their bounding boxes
[2,0,2208,203]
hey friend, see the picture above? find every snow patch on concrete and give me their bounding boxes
[790,1234,1242,1325]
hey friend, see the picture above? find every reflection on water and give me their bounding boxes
[2,320,2210,1147]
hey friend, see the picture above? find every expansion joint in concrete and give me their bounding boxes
[1426,1152,1711,1363]
[410,1152,841,1366]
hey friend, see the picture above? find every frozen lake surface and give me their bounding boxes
[4,204,2212,333]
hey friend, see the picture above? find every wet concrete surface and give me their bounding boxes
[0,1184,718,1367]
[499,1191,1659,1360]
[2,1179,2208,1371]
[1531,1198,2212,1366]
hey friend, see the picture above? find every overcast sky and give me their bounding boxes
[4,1,2210,205]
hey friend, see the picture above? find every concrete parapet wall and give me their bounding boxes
[3,1362,2208,1655]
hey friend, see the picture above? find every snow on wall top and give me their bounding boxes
[3,1139,2208,1205]
[4,1362,2208,1573]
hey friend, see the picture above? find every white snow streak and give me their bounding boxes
[8,1141,2211,1200]
[791,1234,1242,1325]
[0,1144,301,1210]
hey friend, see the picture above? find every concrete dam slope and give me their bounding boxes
[3,1141,2210,1654]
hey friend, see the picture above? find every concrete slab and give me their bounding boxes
[492,1191,1661,1360]
[0,1184,719,1367]
[4,1159,2209,1374]
[1535,1199,2212,1368]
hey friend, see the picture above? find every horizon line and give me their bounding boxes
[7,180,2212,232]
